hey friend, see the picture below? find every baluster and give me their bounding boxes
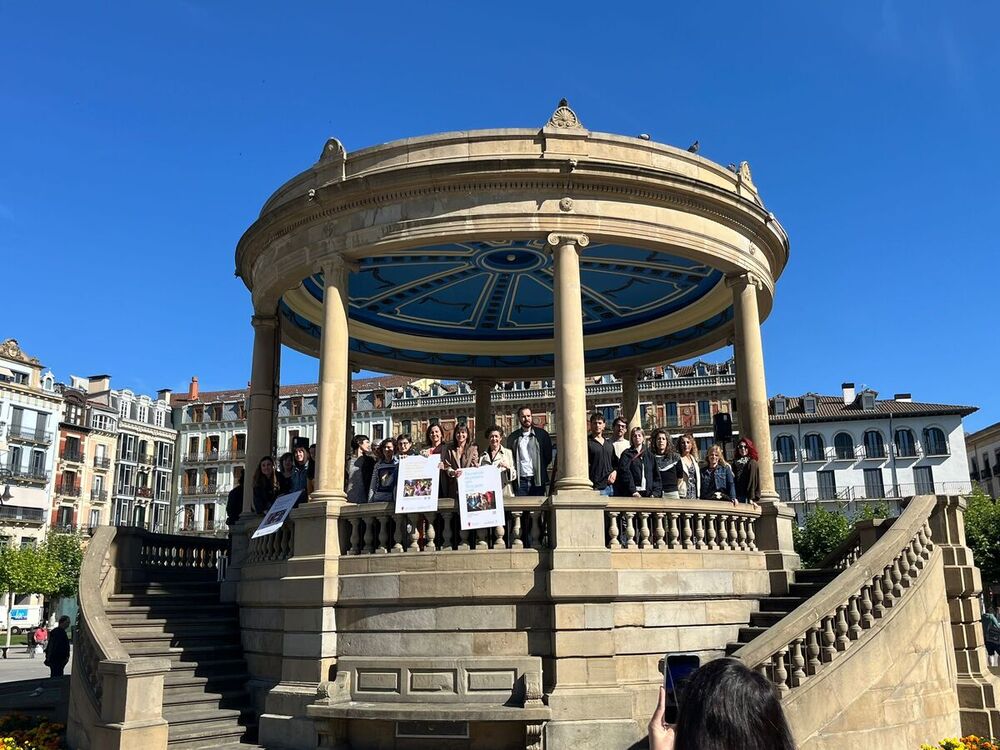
[467,527,478,550]
[727,516,738,551]
[755,662,769,678]
[654,512,666,549]
[790,638,807,687]
[921,521,933,558]
[441,511,454,551]
[511,512,524,549]
[773,648,790,696]
[608,512,621,550]
[847,595,862,640]
[821,615,837,662]
[860,585,874,628]
[693,514,705,549]
[806,627,821,674]
[705,513,718,550]
[529,510,544,550]
[747,517,757,551]
[714,514,727,550]
[834,605,850,651]
[494,518,506,550]
[363,516,375,554]
[909,536,923,573]
[349,517,362,555]
[890,557,904,599]
[391,515,404,553]
[681,514,693,549]
[900,544,915,587]
[408,514,421,552]
[458,525,470,551]
[625,512,637,549]
[668,513,680,549]
[737,517,747,551]
[880,566,895,608]
[424,513,437,552]
[475,524,488,550]
[871,574,885,617]
[639,513,651,549]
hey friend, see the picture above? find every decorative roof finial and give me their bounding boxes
[547,98,583,130]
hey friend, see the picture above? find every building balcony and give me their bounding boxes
[139,454,155,466]
[181,484,220,496]
[56,482,81,497]
[9,469,49,486]
[136,487,153,499]
[91,490,108,503]
[53,524,77,534]
[154,457,173,469]
[93,456,111,470]
[60,448,85,463]
[0,505,45,525]
[6,426,53,445]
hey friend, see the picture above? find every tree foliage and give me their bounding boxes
[0,545,62,597]
[42,532,84,598]
[964,486,1000,587]
[793,506,851,568]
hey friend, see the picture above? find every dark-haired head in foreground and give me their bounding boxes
[649,658,795,750]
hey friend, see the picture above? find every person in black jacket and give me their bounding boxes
[225,467,245,526]
[506,406,553,496]
[614,427,661,498]
[45,616,71,677]
[252,456,281,513]
[649,428,684,499]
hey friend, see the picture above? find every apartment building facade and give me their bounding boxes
[966,420,1000,497]
[51,376,118,534]
[769,383,975,520]
[0,339,62,548]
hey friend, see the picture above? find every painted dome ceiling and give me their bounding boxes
[279,239,733,372]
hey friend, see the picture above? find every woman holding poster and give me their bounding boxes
[441,424,479,499]
[369,438,400,503]
[479,426,515,499]
[420,423,448,499]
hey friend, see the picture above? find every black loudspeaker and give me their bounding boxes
[713,412,733,441]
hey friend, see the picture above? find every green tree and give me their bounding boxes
[964,486,1000,587]
[0,545,62,599]
[793,505,851,568]
[42,532,84,599]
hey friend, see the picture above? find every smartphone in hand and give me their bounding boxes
[663,653,700,724]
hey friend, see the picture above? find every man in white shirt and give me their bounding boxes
[505,406,553,496]
[611,417,630,459]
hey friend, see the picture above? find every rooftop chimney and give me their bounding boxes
[894,393,912,402]
[842,382,856,405]
[87,374,112,394]
[157,388,173,403]
[189,376,199,400]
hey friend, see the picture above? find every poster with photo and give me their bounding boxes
[251,490,303,538]
[457,464,505,530]
[395,454,440,513]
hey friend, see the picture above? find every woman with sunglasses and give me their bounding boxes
[732,437,761,508]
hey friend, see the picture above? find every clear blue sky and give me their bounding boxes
[2,2,997,429]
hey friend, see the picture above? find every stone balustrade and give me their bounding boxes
[138,533,227,571]
[733,494,936,698]
[338,497,549,555]
[605,498,759,551]
[246,520,295,563]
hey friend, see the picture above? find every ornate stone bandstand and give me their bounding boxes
[231,103,798,748]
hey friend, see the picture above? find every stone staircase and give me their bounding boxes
[106,576,261,749]
[726,568,839,655]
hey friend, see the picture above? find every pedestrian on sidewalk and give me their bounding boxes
[30,616,70,696]
[28,623,47,659]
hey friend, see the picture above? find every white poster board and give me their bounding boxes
[395,454,440,513]
[457,465,506,530]
[251,490,302,538]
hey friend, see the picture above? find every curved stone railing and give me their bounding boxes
[69,526,172,750]
[605,498,760,551]
[339,497,549,555]
[733,494,936,696]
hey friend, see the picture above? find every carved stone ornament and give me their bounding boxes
[546,98,584,130]
[319,137,347,163]
[0,339,40,365]
[738,160,755,187]
[559,197,574,212]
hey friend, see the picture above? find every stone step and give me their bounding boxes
[105,603,237,619]
[794,568,840,584]
[167,716,256,749]
[164,669,250,689]
[788,581,827,598]
[114,622,239,640]
[736,625,769,643]
[124,643,244,662]
[109,592,222,605]
[749,611,787,628]
[121,579,220,591]
[163,701,251,724]
[168,658,250,677]
[162,686,246,709]
[756,596,806,613]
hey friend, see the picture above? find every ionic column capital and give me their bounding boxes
[613,367,639,381]
[725,271,764,291]
[250,314,279,330]
[319,254,360,278]
[546,232,590,251]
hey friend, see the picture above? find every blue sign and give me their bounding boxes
[10,608,28,621]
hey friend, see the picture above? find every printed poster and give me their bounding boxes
[251,490,303,538]
[457,464,505,530]
[395,454,440,514]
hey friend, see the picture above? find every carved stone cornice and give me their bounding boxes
[0,339,40,366]
[725,272,764,292]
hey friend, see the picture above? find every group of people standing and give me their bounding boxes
[587,414,761,505]
[230,405,761,513]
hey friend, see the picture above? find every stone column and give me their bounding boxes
[728,272,798,591]
[731,335,750,442]
[616,368,641,431]
[242,314,281,515]
[728,273,775,497]
[473,378,495,444]
[549,232,592,492]
[313,256,352,502]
